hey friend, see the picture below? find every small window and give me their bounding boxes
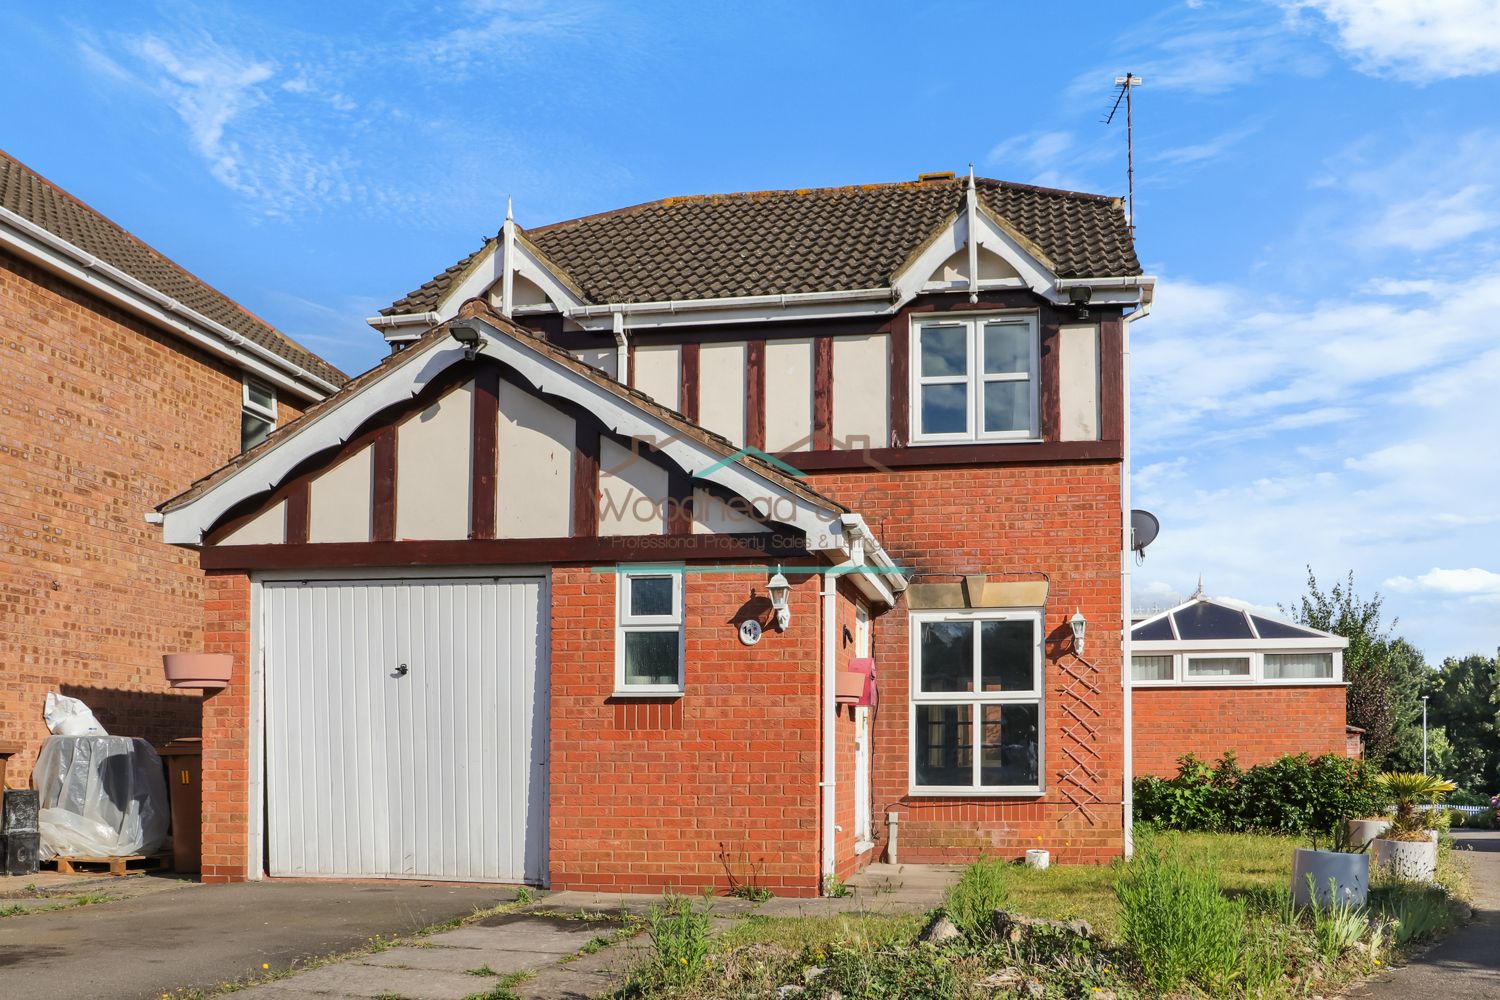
[1264,652,1334,680]
[616,570,683,695]
[910,611,1042,794]
[1131,654,1174,682]
[911,315,1038,443]
[1186,655,1251,679]
[241,376,277,451]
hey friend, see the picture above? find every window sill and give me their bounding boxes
[907,436,1043,448]
[855,840,875,855]
[907,787,1045,798]
[1132,680,1345,689]
[610,688,684,699]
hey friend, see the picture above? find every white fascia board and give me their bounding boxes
[892,211,1063,308]
[162,321,847,550]
[366,311,441,330]
[427,238,589,322]
[0,207,335,401]
[891,219,965,304]
[1131,638,1349,653]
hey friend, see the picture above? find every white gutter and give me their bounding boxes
[0,205,339,400]
[819,573,839,893]
[1121,296,1150,857]
[365,311,441,330]
[837,513,906,606]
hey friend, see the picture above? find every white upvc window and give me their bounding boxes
[1131,649,1343,686]
[910,314,1039,443]
[909,609,1043,796]
[241,376,277,452]
[615,569,684,696]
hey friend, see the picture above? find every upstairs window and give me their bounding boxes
[241,377,277,452]
[911,314,1038,443]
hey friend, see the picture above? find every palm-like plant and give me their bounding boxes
[1380,772,1456,837]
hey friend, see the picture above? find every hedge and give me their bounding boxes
[1134,752,1383,836]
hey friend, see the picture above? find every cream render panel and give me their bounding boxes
[1058,324,1101,441]
[831,334,889,448]
[571,346,618,379]
[632,343,680,410]
[692,487,768,534]
[764,337,813,451]
[308,446,373,543]
[497,381,574,538]
[697,340,747,444]
[932,245,1022,283]
[598,437,668,535]
[395,382,473,540]
[219,499,286,546]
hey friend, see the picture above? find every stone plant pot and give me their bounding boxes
[1347,818,1392,850]
[162,653,233,690]
[1291,847,1369,907]
[1371,836,1438,882]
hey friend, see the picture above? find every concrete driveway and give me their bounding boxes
[0,879,514,1000]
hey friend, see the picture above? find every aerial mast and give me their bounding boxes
[1103,73,1142,231]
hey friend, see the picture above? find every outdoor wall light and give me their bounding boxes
[450,321,483,360]
[767,567,792,631]
[1067,285,1093,320]
[1069,609,1087,656]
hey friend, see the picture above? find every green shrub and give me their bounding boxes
[1303,879,1372,964]
[1378,886,1453,945]
[644,891,712,984]
[1134,752,1383,837]
[1115,843,1245,993]
[944,855,1009,940]
[1447,789,1491,808]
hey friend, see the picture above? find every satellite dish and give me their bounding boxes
[1131,509,1160,558]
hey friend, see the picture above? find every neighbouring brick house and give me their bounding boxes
[1129,592,1354,776]
[157,172,1152,892]
[0,149,343,783]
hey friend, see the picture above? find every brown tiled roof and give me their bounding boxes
[383,176,1140,314]
[0,148,345,389]
[160,299,847,520]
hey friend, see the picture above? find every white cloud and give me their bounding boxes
[985,130,1116,192]
[424,0,600,68]
[1361,184,1500,252]
[1386,568,1500,595]
[1152,123,1262,167]
[1283,0,1500,81]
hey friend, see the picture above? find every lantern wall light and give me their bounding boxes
[767,567,792,631]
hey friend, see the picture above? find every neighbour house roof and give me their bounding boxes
[159,299,852,533]
[383,176,1142,315]
[0,147,345,390]
[1131,597,1346,646]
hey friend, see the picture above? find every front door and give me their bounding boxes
[853,604,873,847]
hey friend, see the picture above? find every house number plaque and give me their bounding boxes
[738,619,763,646]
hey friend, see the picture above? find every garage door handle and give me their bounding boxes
[393,663,409,678]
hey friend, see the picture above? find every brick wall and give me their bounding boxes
[200,571,252,882]
[0,249,301,782]
[804,461,1126,865]
[550,565,827,896]
[1132,684,1350,777]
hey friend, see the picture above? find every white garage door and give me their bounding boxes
[263,576,548,883]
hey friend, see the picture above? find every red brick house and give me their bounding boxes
[1130,593,1352,776]
[0,149,343,783]
[157,172,1152,893]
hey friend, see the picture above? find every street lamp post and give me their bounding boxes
[1422,695,1429,775]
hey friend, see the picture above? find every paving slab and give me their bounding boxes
[357,943,548,975]
[514,964,622,1000]
[443,913,612,953]
[238,963,485,999]
[0,879,514,1000]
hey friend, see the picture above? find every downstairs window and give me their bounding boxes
[910,610,1042,794]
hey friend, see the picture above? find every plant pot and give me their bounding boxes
[835,669,865,703]
[1371,837,1438,882]
[162,653,233,690]
[1291,847,1368,907]
[1347,818,1391,849]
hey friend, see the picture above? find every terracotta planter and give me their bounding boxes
[835,669,865,703]
[162,653,233,690]
[1371,837,1437,882]
[1347,818,1391,849]
[1291,847,1368,907]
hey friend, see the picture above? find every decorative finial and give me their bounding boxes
[505,196,513,223]
[1191,575,1205,600]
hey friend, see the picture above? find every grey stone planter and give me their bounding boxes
[1370,837,1438,882]
[1291,847,1369,907]
[1347,818,1391,850]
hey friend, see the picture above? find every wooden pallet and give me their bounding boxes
[52,853,168,877]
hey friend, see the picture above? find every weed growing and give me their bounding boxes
[943,855,1007,940]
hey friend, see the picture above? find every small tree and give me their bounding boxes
[1284,569,1400,765]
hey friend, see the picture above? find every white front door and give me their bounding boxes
[262,575,549,883]
[853,604,873,848]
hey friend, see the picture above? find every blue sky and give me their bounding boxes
[3,1,1497,663]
